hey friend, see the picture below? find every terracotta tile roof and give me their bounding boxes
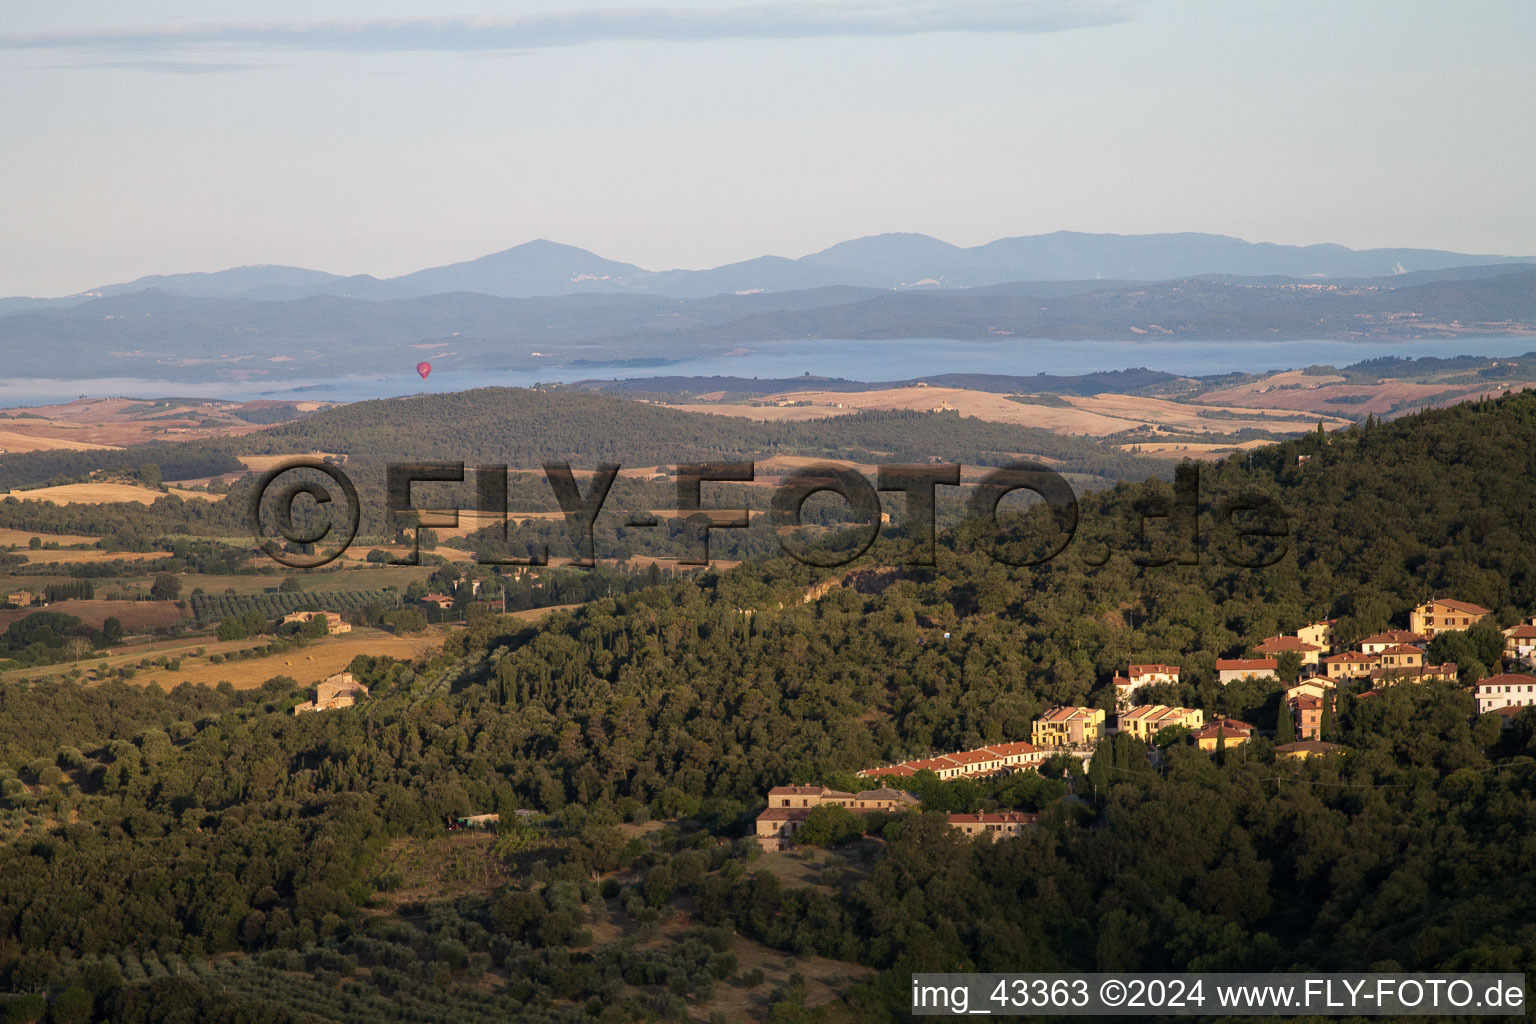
[947,812,1040,825]
[1039,706,1100,723]
[1254,637,1321,653]
[1378,644,1423,656]
[1276,740,1342,754]
[1121,705,1200,724]
[1361,630,1427,646]
[858,764,917,777]
[767,785,830,796]
[1217,658,1278,671]
[1193,718,1254,740]
[980,741,1040,757]
[1323,652,1377,663]
[1475,673,1536,690]
[756,808,812,821]
[1505,625,1536,639]
[1128,663,1179,676]
[1425,598,1490,615]
[853,788,919,803]
[945,750,1000,767]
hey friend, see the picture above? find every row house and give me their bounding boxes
[1216,658,1277,685]
[1474,673,1536,715]
[858,740,1046,783]
[1032,707,1105,747]
[1410,598,1490,639]
[1193,718,1254,751]
[947,811,1040,841]
[1117,705,1204,742]
[1253,636,1323,666]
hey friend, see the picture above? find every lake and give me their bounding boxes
[3,335,1534,407]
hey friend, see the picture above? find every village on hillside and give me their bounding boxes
[755,597,1536,852]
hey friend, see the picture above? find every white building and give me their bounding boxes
[1475,673,1536,715]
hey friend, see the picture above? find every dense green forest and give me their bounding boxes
[0,390,1534,1021]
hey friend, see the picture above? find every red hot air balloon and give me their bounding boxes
[416,361,432,381]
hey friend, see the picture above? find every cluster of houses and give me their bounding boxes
[753,597,1536,853]
[292,671,369,715]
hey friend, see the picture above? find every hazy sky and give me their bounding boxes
[2,0,1533,296]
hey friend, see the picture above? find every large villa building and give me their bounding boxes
[1410,599,1490,639]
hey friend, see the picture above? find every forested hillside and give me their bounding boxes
[0,388,1156,492]
[0,392,1534,1021]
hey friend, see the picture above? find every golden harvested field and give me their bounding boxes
[670,402,854,422]
[0,527,100,547]
[1118,439,1275,460]
[669,385,1345,438]
[0,428,118,452]
[1070,393,1350,432]
[1198,375,1536,417]
[11,482,225,505]
[0,397,275,446]
[238,453,345,471]
[13,549,165,565]
[122,627,444,690]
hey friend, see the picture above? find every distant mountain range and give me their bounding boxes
[5,231,1532,311]
[2,259,1533,384]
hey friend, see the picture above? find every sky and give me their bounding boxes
[1,0,1533,297]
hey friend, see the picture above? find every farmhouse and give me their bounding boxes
[754,809,810,850]
[292,671,370,715]
[1216,658,1277,684]
[1409,598,1490,639]
[281,610,351,634]
[5,591,35,608]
